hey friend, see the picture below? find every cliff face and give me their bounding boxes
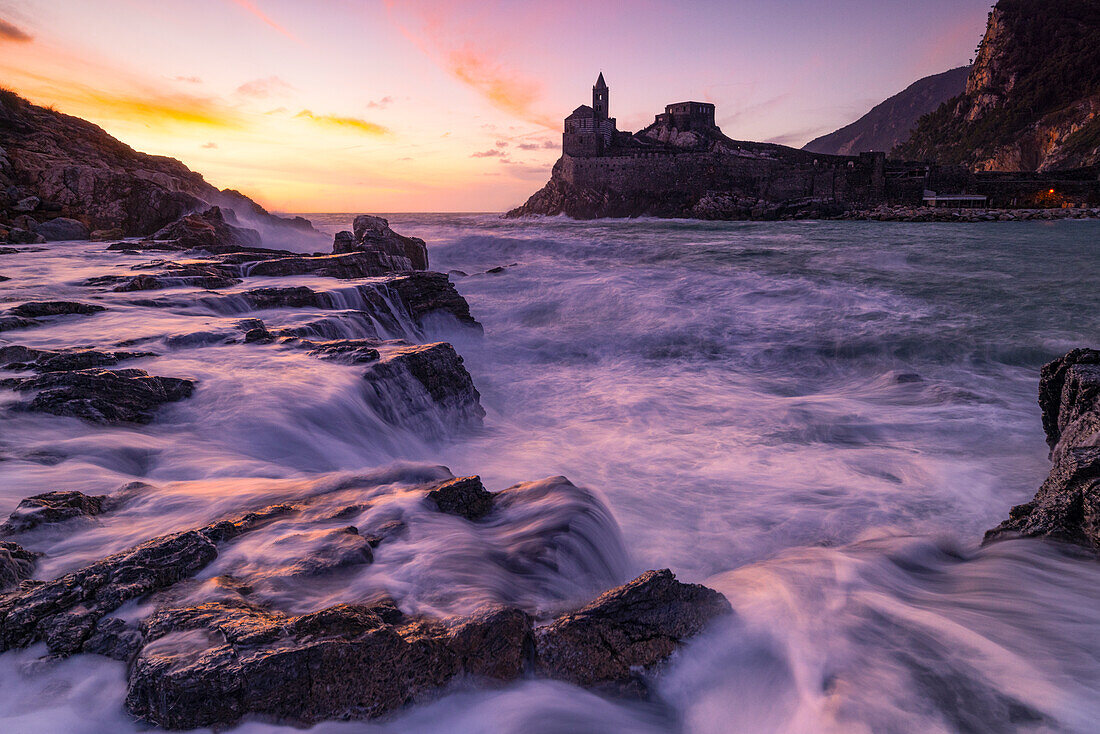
[803,67,970,156]
[896,0,1100,171]
[0,90,312,237]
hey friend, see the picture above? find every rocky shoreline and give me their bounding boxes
[0,207,737,728]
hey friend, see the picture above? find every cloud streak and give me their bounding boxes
[295,109,390,136]
[229,0,301,43]
[236,75,295,99]
[0,18,33,43]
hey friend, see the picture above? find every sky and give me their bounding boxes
[0,0,994,213]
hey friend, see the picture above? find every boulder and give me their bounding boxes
[1037,348,1100,454]
[361,343,485,428]
[331,215,428,270]
[34,216,90,241]
[426,476,494,520]
[12,195,39,212]
[0,490,108,535]
[0,345,154,372]
[90,227,125,241]
[148,207,262,251]
[2,368,194,423]
[385,272,480,328]
[301,339,380,364]
[534,569,733,688]
[7,227,44,244]
[9,300,105,318]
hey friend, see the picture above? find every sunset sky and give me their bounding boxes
[0,0,993,213]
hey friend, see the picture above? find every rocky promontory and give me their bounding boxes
[0,89,315,243]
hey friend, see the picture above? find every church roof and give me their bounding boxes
[595,72,607,88]
[567,104,595,118]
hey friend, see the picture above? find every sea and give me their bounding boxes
[2,214,1100,733]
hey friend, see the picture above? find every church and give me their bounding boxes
[562,74,718,157]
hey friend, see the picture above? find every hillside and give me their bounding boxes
[896,0,1100,170]
[0,88,313,238]
[803,66,970,156]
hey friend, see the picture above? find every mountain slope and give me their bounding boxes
[895,0,1100,171]
[803,66,970,156]
[0,88,313,237]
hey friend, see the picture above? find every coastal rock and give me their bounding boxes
[0,504,293,655]
[2,368,194,423]
[334,215,428,270]
[0,315,39,332]
[90,227,125,241]
[302,339,380,364]
[534,569,733,688]
[987,349,1100,551]
[12,195,40,212]
[425,476,494,520]
[33,217,90,241]
[385,271,480,328]
[6,228,44,245]
[147,206,262,252]
[445,604,533,680]
[362,343,484,429]
[0,541,37,591]
[0,490,107,535]
[246,250,412,279]
[9,300,105,318]
[0,345,154,372]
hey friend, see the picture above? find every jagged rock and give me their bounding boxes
[386,272,479,328]
[0,505,294,656]
[302,339,380,364]
[278,527,374,578]
[361,343,484,428]
[241,285,323,310]
[987,349,1100,551]
[332,215,428,270]
[426,476,493,520]
[2,368,194,423]
[0,540,37,591]
[986,448,1100,549]
[82,616,143,661]
[534,569,733,688]
[111,272,241,291]
[146,207,262,252]
[9,300,105,318]
[0,345,155,372]
[247,250,413,279]
[445,604,533,680]
[33,216,90,241]
[0,490,107,535]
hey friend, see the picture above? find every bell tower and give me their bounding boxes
[592,72,608,121]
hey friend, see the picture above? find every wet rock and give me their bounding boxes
[445,604,533,680]
[6,228,44,244]
[534,569,733,688]
[83,617,143,661]
[426,476,494,520]
[33,217,90,241]
[147,206,262,252]
[302,338,380,364]
[126,602,460,729]
[385,272,479,328]
[111,272,241,291]
[0,505,294,655]
[1037,348,1100,454]
[242,285,323,310]
[333,215,428,270]
[9,300,105,318]
[985,447,1100,549]
[0,315,38,332]
[0,345,155,373]
[0,490,107,535]
[2,368,194,423]
[279,527,375,577]
[247,250,413,279]
[362,343,484,428]
[237,318,275,343]
[0,540,37,591]
[987,350,1100,551]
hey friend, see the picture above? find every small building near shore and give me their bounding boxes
[922,191,988,208]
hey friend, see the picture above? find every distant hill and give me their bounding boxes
[803,66,970,156]
[896,0,1100,171]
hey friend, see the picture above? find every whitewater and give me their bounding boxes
[2,214,1100,733]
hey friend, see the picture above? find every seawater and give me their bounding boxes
[2,215,1099,733]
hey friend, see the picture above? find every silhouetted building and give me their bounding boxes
[654,102,716,131]
[563,73,618,157]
